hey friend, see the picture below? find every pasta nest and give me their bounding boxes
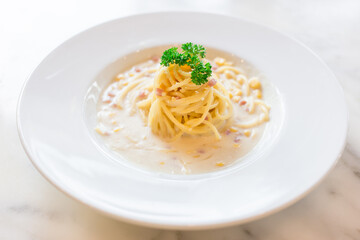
[138,64,233,140]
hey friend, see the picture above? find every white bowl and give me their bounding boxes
[17,12,347,229]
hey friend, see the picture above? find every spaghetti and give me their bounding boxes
[95,49,272,174]
[137,64,233,140]
[105,56,270,142]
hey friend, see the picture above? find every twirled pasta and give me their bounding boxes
[106,56,270,143]
[95,52,272,174]
[137,64,233,140]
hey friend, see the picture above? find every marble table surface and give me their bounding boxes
[1,0,359,239]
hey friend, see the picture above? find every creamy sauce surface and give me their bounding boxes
[95,47,269,174]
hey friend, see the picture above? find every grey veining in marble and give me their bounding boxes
[1,0,359,239]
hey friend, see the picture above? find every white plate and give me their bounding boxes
[17,12,347,229]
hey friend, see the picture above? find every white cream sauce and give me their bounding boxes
[95,47,269,174]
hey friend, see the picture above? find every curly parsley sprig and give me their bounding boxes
[160,43,212,85]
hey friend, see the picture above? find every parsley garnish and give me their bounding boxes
[160,43,212,85]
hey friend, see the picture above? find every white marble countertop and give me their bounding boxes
[1,0,359,239]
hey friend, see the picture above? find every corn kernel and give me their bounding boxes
[237,77,244,84]
[229,92,233,99]
[255,90,262,99]
[122,82,128,86]
[230,127,238,133]
[129,73,134,77]
[233,143,240,148]
[159,162,165,165]
[244,130,251,137]
[216,162,225,167]
[249,79,261,89]
[95,127,102,135]
[214,57,225,66]
[224,70,235,79]
[115,74,125,81]
[236,90,243,96]
[95,127,108,136]
[113,127,121,132]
